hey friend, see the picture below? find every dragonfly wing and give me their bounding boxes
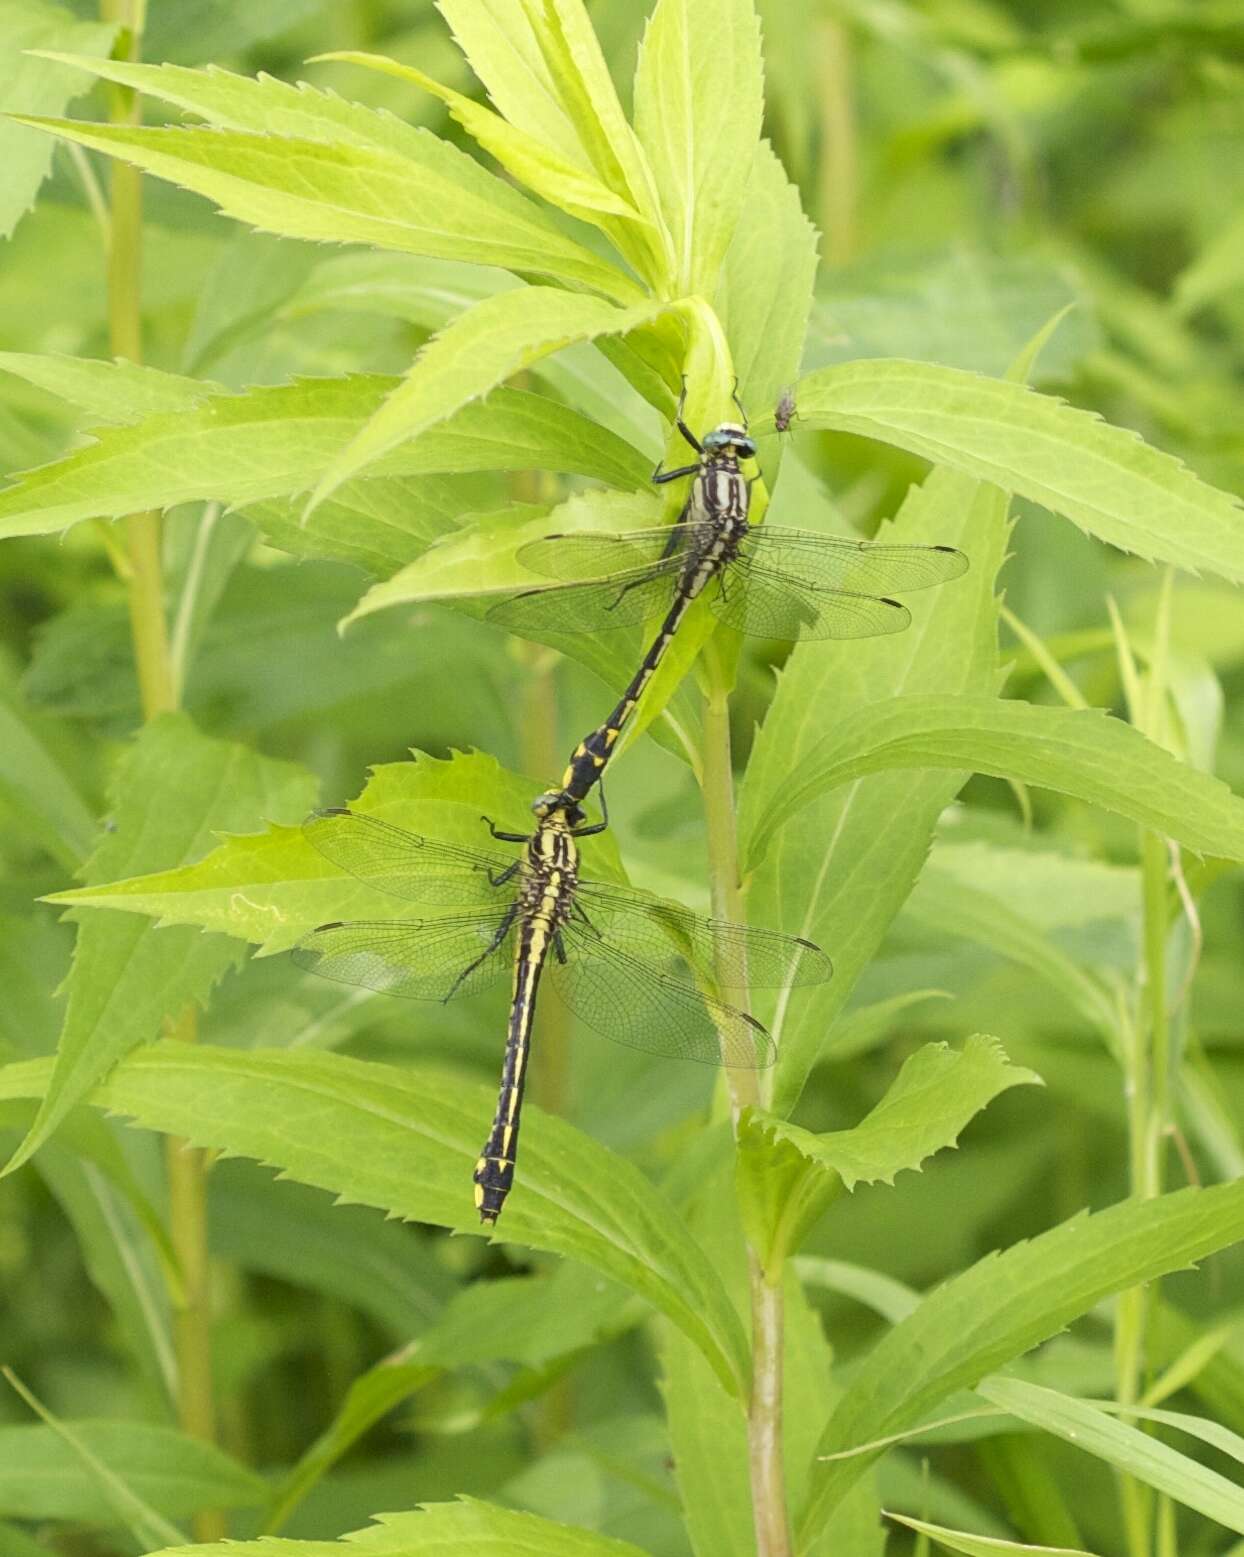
[487,566,679,636]
[712,560,912,641]
[574,884,833,989]
[553,921,776,1068]
[516,527,696,582]
[741,527,969,594]
[292,911,517,1000]
[303,809,514,907]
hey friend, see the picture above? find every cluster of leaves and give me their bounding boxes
[3,0,1244,1555]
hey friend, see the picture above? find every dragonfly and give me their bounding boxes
[293,802,832,1224]
[489,388,968,817]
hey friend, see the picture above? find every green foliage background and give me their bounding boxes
[2,1,1244,1554]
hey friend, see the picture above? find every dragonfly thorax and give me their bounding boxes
[520,816,579,920]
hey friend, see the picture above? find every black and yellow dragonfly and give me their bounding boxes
[490,395,968,816]
[293,802,831,1224]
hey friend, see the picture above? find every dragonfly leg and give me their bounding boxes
[442,902,519,1003]
[553,930,568,965]
[730,377,748,428]
[571,780,609,839]
[652,458,701,486]
[488,860,520,887]
[481,814,528,844]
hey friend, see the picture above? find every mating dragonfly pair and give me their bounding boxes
[294,393,968,1223]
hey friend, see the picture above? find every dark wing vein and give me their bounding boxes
[487,566,680,635]
[712,560,912,641]
[292,912,517,1001]
[741,527,969,593]
[303,809,514,907]
[574,883,833,988]
[555,920,776,1068]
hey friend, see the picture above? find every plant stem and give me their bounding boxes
[817,18,857,267]
[702,690,791,1557]
[101,3,222,1537]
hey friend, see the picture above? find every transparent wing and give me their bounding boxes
[515,525,700,582]
[291,912,517,1001]
[303,808,514,908]
[573,883,833,989]
[554,921,775,1068]
[711,561,912,641]
[487,566,679,636]
[741,528,969,594]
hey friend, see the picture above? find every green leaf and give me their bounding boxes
[6,713,316,1173]
[9,114,643,304]
[740,467,1010,1119]
[32,1142,176,1403]
[714,138,819,477]
[0,378,650,540]
[978,1378,1244,1534]
[633,0,764,295]
[750,1037,1038,1192]
[310,288,669,511]
[241,473,497,577]
[902,868,1117,1040]
[737,1038,1038,1269]
[745,694,1244,868]
[0,1417,264,1523]
[32,52,446,159]
[312,51,644,225]
[168,1500,652,1556]
[0,3,114,239]
[886,1511,1099,1557]
[207,1162,454,1339]
[263,1357,437,1536]
[793,359,1244,584]
[0,682,96,868]
[0,352,220,425]
[437,0,667,284]
[0,1044,751,1399]
[797,1179,1244,1543]
[343,488,660,623]
[43,749,624,953]
[415,1264,630,1370]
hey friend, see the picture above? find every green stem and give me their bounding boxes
[101,3,221,1537]
[817,18,857,267]
[702,691,790,1557]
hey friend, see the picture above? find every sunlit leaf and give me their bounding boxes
[745,695,1244,868]
[798,1179,1244,1542]
[633,0,764,294]
[310,288,669,510]
[0,1044,751,1399]
[738,1038,1038,1268]
[6,714,316,1173]
[0,352,219,425]
[0,3,114,239]
[10,113,642,303]
[792,359,1244,583]
[0,378,650,540]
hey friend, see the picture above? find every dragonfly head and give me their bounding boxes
[531,789,586,829]
[702,422,756,461]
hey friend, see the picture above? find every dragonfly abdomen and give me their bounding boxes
[474,904,558,1225]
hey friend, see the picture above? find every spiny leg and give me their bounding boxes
[441,902,518,1002]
